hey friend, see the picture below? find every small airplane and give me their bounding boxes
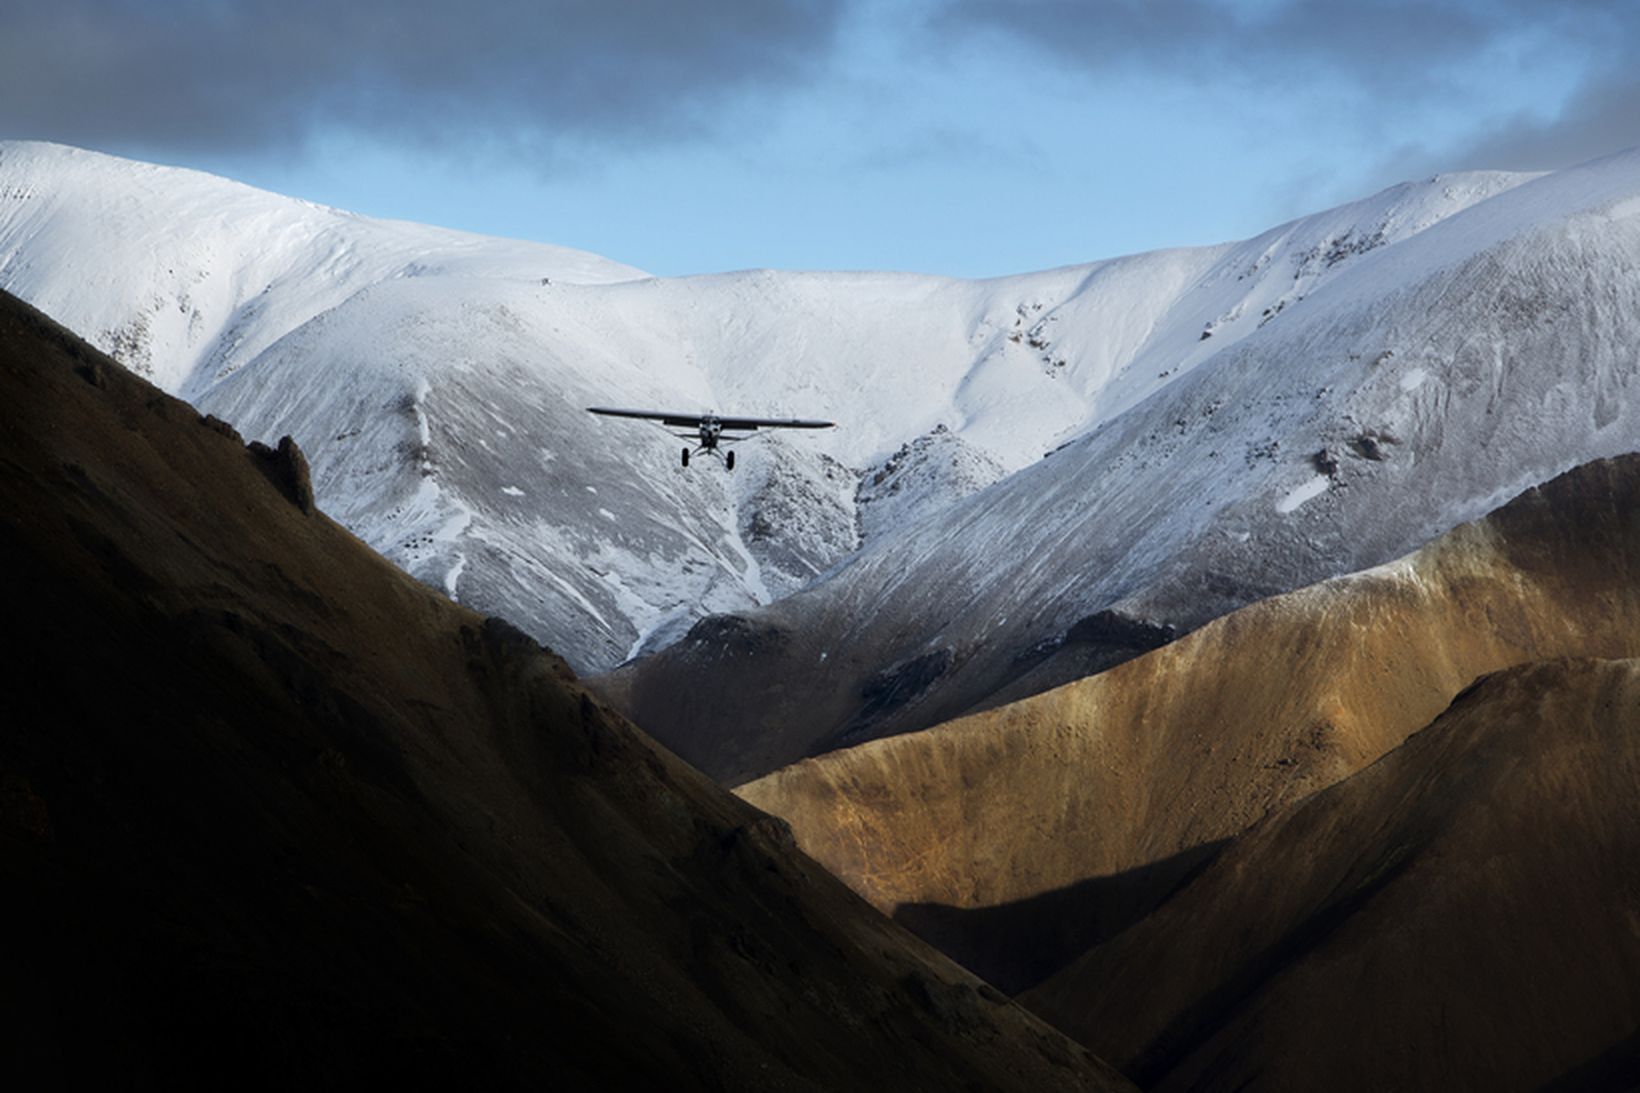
[587,406,835,470]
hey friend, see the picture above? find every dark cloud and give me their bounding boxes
[1450,75,1640,172]
[933,0,1640,166]
[0,1,843,157]
[934,1,1419,89]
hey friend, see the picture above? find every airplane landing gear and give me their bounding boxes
[725,450,735,471]
[681,447,690,468]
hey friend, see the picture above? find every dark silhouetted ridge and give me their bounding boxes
[0,290,1130,1091]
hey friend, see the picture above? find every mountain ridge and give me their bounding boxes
[607,147,1640,779]
[0,140,1544,677]
[0,284,1130,1090]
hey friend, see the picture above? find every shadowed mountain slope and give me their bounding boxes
[0,289,1130,1091]
[738,455,1640,994]
[1027,657,1640,1093]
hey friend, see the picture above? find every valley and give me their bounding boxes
[6,140,1640,1090]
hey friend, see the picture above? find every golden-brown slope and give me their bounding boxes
[1026,656,1640,1093]
[737,456,1640,990]
[0,290,1130,1091]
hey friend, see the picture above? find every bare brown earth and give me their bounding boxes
[737,454,1640,995]
[1027,657,1640,1092]
[0,289,1131,1091]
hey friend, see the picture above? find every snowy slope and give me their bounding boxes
[0,140,1542,675]
[607,149,1640,781]
[0,142,643,396]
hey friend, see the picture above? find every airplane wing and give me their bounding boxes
[588,407,834,431]
[715,415,835,431]
[587,407,709,428]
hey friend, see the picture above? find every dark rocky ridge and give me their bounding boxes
[0,289,1130,1091]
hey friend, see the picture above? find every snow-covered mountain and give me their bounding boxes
[0,142,1536,675]
[604,149,1640,782]
[10,140,1627,719]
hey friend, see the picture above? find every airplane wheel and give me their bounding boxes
[726,450,735,471]
[681,447,690,468]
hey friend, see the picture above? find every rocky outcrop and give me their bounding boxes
[247,433,315,513]
[855,424,1006,543]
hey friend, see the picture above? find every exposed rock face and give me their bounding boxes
[0,289,1130,1092]
[1027,657,1640,1093]
[855,424,1007,543]
[737,455,1640,998]
[729,442,860,600]
[247,433,315,513]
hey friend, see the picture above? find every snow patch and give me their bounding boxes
[1276,475,1331,515]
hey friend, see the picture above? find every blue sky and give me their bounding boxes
[4,1,1637,277]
